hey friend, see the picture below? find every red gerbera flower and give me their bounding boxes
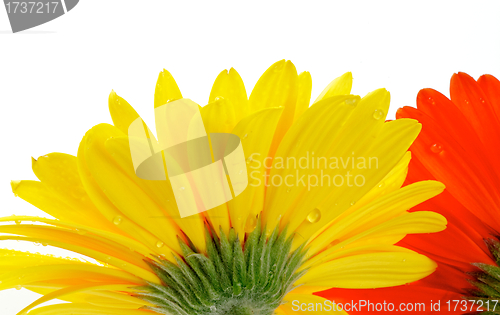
[319,73,500,314]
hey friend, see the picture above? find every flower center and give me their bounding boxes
[467,238,500,312]
[137,221,308,315]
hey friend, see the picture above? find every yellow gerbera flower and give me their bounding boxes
[3,60,447,315]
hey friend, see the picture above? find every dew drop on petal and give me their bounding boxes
[273,63,284,72]
[378,181,385,188]
[307,208,321,223]
[430,143,443,154]
[246,157,253,164]
[242,133,248,139]
[179,186,185,191]
[15,220,21,225]
[15,285,22,290]
[76,229,87,236]
[156,241,164,248]
[345,98,358,106]
[214,96,224,101]
[244,215,258,233]
[113,215,123,225]
[286,188,292,193]
[372,109,384,120]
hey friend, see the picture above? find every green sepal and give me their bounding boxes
[139,222,307,315]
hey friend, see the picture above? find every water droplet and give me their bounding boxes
[372,109,384,120]
[238,169,243,175]
[179,186,185,191]
[479,97,485,104]
[76,229,87,236]
[113,216,123,225]
[402,259,406,262]
[430,143,443,154]
[15,220,21,225]
[166,99,178,103]
[307,208,321,223]
[244,215,258,233]
[156,241,164,248]
[210,306,217,312]
[378,181,385,188]
[15,285,22,290]
[428,97,436,105]
[345,98,358,106]
[273,63,284,72]
[286,188,292,193]
[214,96,224,101]
[242,133,248,139]
[350,201,356,206]
[246,157,253,164]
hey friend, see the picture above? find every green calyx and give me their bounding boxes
[465,238,500,313]
[137,220,308,315]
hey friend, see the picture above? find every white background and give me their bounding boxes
[1,1,499,313]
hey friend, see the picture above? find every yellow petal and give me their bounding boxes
[0,264,144,291]
[208,67,249,121]
[104,136,206,252]
[294,71,312,122]
[262,95,358,235]
[26,303,148,315]
[17,284,145,315]
[83,124,183,254]
[30,153,122,233]
[313,72,353,103]
[354,151,411,208]
[296,251,437,289]
[249,60,298,112]
[306,180,445,256]
[293,117,422,245]
[0,249,83,273]
[0,216,156,260]
[224,108,283,239]
[11,180,82,225]
[77,127,177,261]
[303,211,446,269]
[154,69,183,108]
[1,237,158,285]
[200,97,238,133]
[108,91,140,135]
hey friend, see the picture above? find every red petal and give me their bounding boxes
[477,74,500,119]
[450,72,500,176]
